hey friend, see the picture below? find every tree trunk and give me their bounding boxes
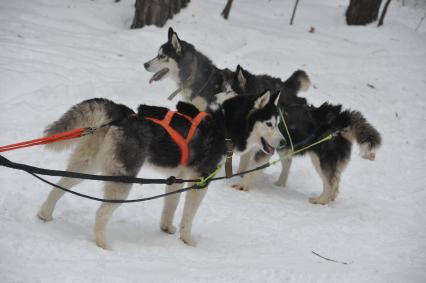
[377,0,391,27]
[289,0,300,25]
[131,0,190,29]
[221,0,234,20]
[346,0,382,25]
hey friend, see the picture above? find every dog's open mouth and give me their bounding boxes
[149,68,169,84]
[261,137,275,155]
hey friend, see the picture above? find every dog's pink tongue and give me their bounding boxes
[149,68,169,84]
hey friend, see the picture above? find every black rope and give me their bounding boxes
[28,171,201,203]
[0,155,197,185]
[0,154,273,203]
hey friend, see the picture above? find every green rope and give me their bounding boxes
[196,166,222,187]
[269,133,334,165]
[278,107,294,153]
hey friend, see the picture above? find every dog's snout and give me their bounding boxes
[144,62,150,70]
[278,139,287,150]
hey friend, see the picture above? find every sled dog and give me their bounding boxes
[37,91,285,248]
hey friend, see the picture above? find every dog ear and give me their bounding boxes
[272,91,281,106]
[170,31,182,55]
[254,90,271,109]
[168,27,174,41]
[236,65,247,90]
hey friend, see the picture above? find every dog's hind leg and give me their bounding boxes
[308,153,333,205]
[330,159,348,202]
[274,149,293,187]
[160,172,186,234]
[330,173,341,202]
[179,175,208,247]
[94,181,131,250]
[37,153,94,222]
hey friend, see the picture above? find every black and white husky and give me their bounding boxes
[144,27,309,110]
[228,67,382,204]
[37,91,285,249]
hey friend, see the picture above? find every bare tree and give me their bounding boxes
[378,0,392,27]
[415,10,426,32]
[290,0,300,25]
[221,0,234,20]
[346,0,382,25]
[131,0,190,29]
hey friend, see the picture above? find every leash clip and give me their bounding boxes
[81,127,97,136]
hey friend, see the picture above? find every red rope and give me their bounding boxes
[0,128,86,153]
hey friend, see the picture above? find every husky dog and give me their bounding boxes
[37,91,285,249]
[229,68,382,204]
[229,65,311,184]
[144,27,309,111]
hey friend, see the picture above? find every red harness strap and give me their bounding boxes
[0,128,87,153]
[145,111,208,166]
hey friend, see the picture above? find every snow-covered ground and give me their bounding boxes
[1,0,425,282]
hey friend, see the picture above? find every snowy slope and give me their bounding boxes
[0,0,425,282]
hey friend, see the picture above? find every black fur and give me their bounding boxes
[232,65,309,104]
[222,91,280,152]
[282,101,353,172]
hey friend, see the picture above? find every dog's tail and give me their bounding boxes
[345,110,382,161]
[283,70,310,94]
[314,103,381,161]
[44,98,133,151]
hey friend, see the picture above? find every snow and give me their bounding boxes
[0,0,425,282]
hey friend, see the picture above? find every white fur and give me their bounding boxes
[238,69,246,89]
[254,91,270,109]
[274,150,293,187]
[359,143,376,161]
[214,90,237,105]
[190,96,208,111]
[171,33,181,54]
[299,75,310,92]
[145,49,180,83]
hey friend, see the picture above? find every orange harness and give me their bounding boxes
[145,111,208,166]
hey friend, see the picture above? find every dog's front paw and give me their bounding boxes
[37,209,53,222]
[180,235,197,247]
[95,238,112,250]
[231,183,249,192]
[309,196,331,205]
[274,180,287,187]
[160,222,177,234]
[362,152,376,161]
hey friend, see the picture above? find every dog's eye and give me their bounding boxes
[266,122,273,128]
[158,54,166,59]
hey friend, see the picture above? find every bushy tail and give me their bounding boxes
[347,110,382,160]
[314,103,382,161]
[44,98,133,151]
[283,70,311,94]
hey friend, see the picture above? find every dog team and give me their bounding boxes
[36,28,382,249]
